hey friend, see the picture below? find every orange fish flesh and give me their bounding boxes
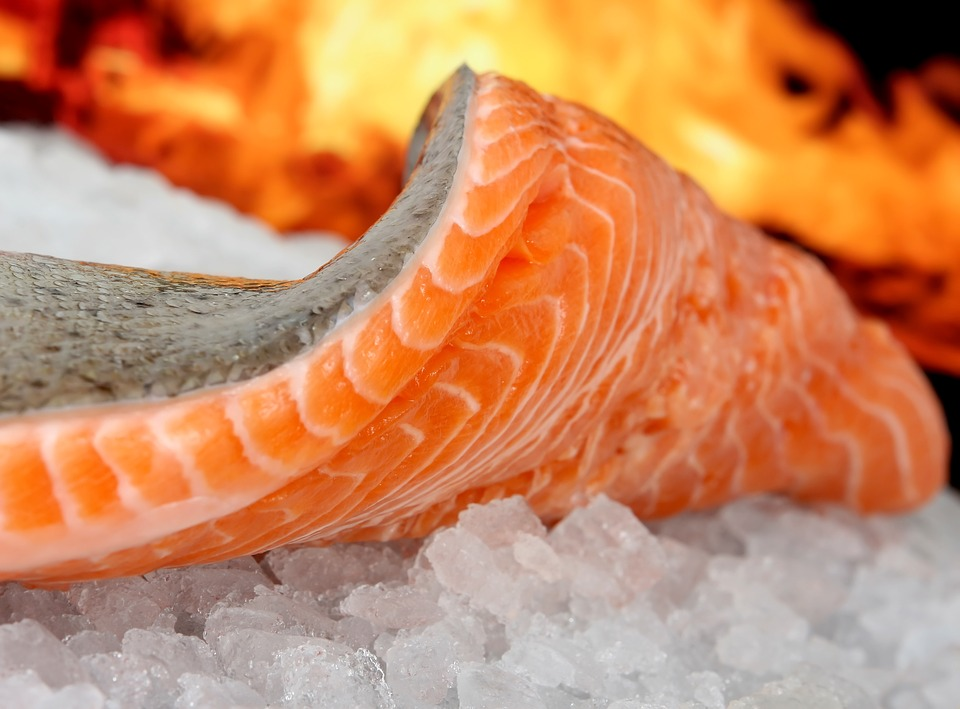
[0,67,948,585]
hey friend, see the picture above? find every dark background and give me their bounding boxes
[809,1,960,77]
[808,0,960,490]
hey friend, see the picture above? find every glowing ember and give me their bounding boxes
[1,0,959,373]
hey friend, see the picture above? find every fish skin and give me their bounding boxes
[0,68,948,584]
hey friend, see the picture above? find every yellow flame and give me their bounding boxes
[0,11,31,78]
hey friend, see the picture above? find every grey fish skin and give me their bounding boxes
[0,67,474,417]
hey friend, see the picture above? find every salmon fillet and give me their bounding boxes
[0,67,948,584]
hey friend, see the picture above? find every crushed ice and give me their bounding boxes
[0,127,344,280]
[1,493,958,707]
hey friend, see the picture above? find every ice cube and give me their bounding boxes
[549,496,666,606]
[265,544,409,594]
[174,673,266,709]
[340,583,443,630]
[384,621,484,706]
[0,619,89,688]
[0,671,104,708]
[457,497,547,548]
[424,527,522,618]
[67,578,170,639]
[64,630,122,657]
[500,634,604,695]
[214,628,357,704]
[512,533,564,583]
[121,628,218,679]
[457,662,544,709]
[729,676,841,708]
[275,645,392,709]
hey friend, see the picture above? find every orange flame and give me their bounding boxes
[1,0,959,373]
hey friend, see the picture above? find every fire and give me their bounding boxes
[1,0,959,373]
[0,0,405,237]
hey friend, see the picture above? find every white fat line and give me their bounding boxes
[388,280,461,352]
[613,422,690,515]
[544,351,637,454]
[431,343,527,476]
[720,410,749,500]
[643,428,708,514]
[442,165,544,242]
[188,508,294,563]
[150,407,216,499]
[511,244,596,430]
[336,389,486,523]
[447,296,565,474]
[152,518,231,566]
[872,356,946,434]
[603,285,666,372]
[324,343,521,526]
[581,285,654,391]
[222,393,291,480]
[782,258,854,369]
[569,424,605,494]
[751,351,790,479]
[563,163,627,364]
[340,327,400,407]
[565,153,636,195]
[432,382,482,415]
[384,379,492,493]
[0,481,287,573]
[817,362,912,506]
[91,422,153,516]
[358,469,454,528]
[398,423,426,447]
[564,319,640,406]
[474,90,542,113]
[376,382,502,513]
[468,140,552,187]
[607,186,652,337]
[565,136,625,154]
[685,437,709,505]
[472,115,556,146]
[831,331,938,504]
[868,361,947,501]
[481,278,626,468]
[562,187,616,362]
[357,342,526,520]
[266,516,331,549]
[474,243,593,450]
[638,208,684,344]
[783,376,863,503]
[277,471,367,544]
[550,294,627,405]
[431,375,520,478]
[455,339,525,371]
[472,375,592,474]
[330,384,466,520]
[38,426,84,531]
[777,258,883,505]
[344,495,424,538]
[469,129,554,182]
[286,354,353,443]
[637,466,664,518]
